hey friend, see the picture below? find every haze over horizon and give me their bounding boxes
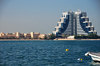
[0,0,100,35]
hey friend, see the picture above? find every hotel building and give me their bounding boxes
[53,10,97,36]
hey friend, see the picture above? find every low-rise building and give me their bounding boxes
[30,32,34,39]
[33,32,40,39]
[39,34,46,39]
[0,32,41,39]
[30,32,40,39]
[15,32,20,38]
[24,33,31,39]
[0,32,5,37]
[6,33,16,38]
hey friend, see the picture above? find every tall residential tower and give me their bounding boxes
[53,10,97,36]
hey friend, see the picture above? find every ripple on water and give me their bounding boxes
[0,40,100,66]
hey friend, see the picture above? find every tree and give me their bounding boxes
[48,33,56,40]
[44,35,47,39]
[75,33,99,39]
[88,33,98,39]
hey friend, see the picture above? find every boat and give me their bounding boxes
[85,52,100,62]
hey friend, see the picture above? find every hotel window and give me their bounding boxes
[55,28,56,31]
[64,19,66,22]
[59,19,61,22]
[57,23,59,26]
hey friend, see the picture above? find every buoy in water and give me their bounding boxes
[77,58,83,61]
[80,58,83,61]
[66,49,69,51]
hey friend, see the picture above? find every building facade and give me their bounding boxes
[0,32,40,39]
[38,34,46,39]
[53,10,97,36]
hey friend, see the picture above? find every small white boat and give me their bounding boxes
[85,52,100,62]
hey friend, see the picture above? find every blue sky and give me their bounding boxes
[0,0,100,35]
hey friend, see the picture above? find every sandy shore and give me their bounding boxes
[54,38,100,40]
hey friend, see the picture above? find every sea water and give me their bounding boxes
[0,40,100,66]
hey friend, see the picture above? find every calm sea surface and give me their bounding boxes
[0,40,100,66]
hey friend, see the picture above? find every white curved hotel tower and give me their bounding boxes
[53,10,97,36]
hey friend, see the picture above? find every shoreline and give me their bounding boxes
[0,38,100,41]
[0,39,41,41]
[55,38,100,40]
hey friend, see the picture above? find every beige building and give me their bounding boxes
[4,33,16,38]
[30,32,34,38]
[15,32,20,38]
[0,32,41,39]
[15,32,24,38]
[38,34,46,39]
[0,32,5,37]
[30,32,40,39]
[33,32,40,39]
[0,32,24,39]
[24,33,31,39]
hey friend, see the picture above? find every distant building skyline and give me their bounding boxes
[0,0,100,35]
[53,10,97,36]
[0,32,46,39]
